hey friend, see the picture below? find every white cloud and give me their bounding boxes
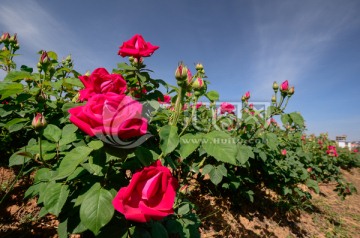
[250,0,360,96]
[0,0,100,73]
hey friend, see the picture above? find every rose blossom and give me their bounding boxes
[78,68,127,101]
[158,95,171,104]
[69,92,147,139]
[220,102,235,114]
[326,145,338,157]
[118,34,159,58]
[281,149,287,156]
[112,160,178,222]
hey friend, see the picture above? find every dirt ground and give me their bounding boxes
[0,166,359,238]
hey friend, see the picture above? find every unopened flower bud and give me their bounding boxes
[287,86,294,96]
[271,95,276,103]
[243,91,250,100]
[1,32,10,43]
[241,95,246,102]
[32,113,47,131]
[195,63,203,71]
[273,81,279,92]
[9,33,17,43]
[40,51,50,64]
[280,80,289,93]
[192,77,204,90]
[175,63,188,81]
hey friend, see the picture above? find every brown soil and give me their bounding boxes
[0,166,359,238]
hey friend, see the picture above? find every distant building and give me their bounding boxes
[335,135,356,150]
[336,135,347,148]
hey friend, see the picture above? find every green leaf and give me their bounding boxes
[47,51,58,60]
[202,131,237,165]
[9,151,32,166]
[43,183,69,216]
[209,167,224,185]
[151,222,169,238]
[159,125,179,155]
[306,179,319,194]
[281,114,290,126]
[179,133,202,159]
[4,70,32,82]
[135,147,159,166]
[206,90,219,101]
[265,132,278,150]
[88,140,104,150]
[0,82,24,99]
[201,164,213,175]
[43,124,62,142]
[178,203,190,215]
[236,145,254,164]
[55,146,93,180]
[290,112,305,127]
[80,183,114,235]
[63,77,84,87]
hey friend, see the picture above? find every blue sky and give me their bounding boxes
[1,0,359,141]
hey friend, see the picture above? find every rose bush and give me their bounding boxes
[113,160,178,222]
[1,32,358,238]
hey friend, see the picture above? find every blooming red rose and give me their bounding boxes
[112,160,178,222]
[220,102,235,114]
[79,68,127,101]
[118,34,159,58]
[69,92,147,139]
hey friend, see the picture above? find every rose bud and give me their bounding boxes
[288,86,295,96]
[9,33,17,44]
[195,63,203,71]
[186,69,193,86]
[271,95,276,104]
[280,80,289,93]
[1,32,10,43]
[244,91,251,100]
[40,51,50,64]
[192,77,204,90]
[32,113,47,131]
[273,81,279,92]
[241,95,246,102]
[307,167,312,173]
[281,149,287,156]
[175,63,188,81]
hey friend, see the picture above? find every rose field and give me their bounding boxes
[0,33,360,237]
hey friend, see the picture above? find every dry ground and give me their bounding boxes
[0,167,359,238]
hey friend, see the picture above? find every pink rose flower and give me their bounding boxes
[158,95,171,104]
[78,68,127,101]
[220,102,235,114]
[112,160,178,222]
[280,80,289,92]
[69,92,147,139]
[326,145,338,157]
[118,34,159,58]
[281,149,287,156]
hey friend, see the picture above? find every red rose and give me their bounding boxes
[281,149,287,156]
[220,102,235,114]
[69,92,147,139]
[118,34,159,58]
[112,160,178,222]
[79,68,127,101]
